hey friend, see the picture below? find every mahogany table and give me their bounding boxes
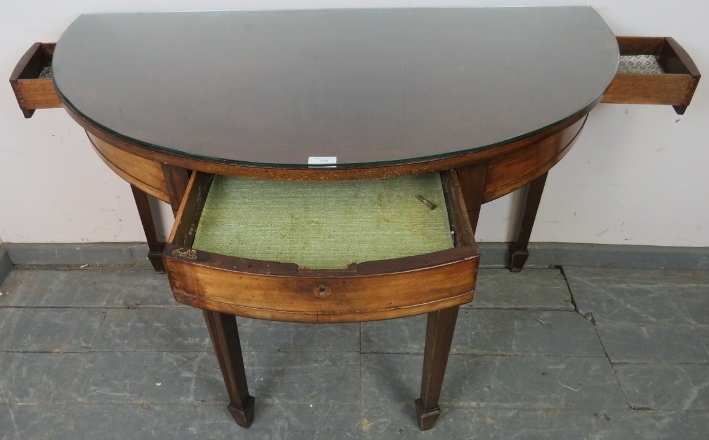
[8,6,700,430]
[11,11,701,272]
[55,7,620,272]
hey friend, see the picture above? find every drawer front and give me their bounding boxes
[87,133,171,202]
[483,117,585,203]
[163,170,479,323]
[601,36,700,114]
[9,42,61,118]
[164,248,477,323]
[13,78,61,112]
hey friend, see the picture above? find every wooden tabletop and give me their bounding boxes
[53,7,618,169]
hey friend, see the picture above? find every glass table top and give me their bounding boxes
[53,7,618,168]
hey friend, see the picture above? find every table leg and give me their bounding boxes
[509,171,548,272]
[161,163,191,216]
[130,185,165,273]
[203,310,255,428]
[455,164,488,234]
[415,306,459,431]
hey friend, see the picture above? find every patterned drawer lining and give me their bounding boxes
[618,54,664,74]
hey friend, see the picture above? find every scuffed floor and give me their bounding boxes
[1,267,707,439]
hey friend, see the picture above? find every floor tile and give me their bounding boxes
[0,269,176,308]
[245,351,361,405]
[362,310,603,356]
[3,264,709,438]
[49,403,187,440]
[360,406,600,440]
[1,353,86,404]
[101,270,177,307]
[0,404,63,440]
[73,351,361,407]
[615,364,709,410]
[178,403,361,439]
[452,310,603,356]
[361,354,626,409]
[49,403,362,440]
[237,318,361,352]
[360,407,709,440]
[0,353,14,404]
[361,315,426,354]
[0,270,74,307]
[469,268,573,310]
[45,405,709,440]
[91,308,211,352]
[566,267,709,325]
[588,409,709,440]
[597,324,709,363]
[0,308,104,352]
[74,352,224,404]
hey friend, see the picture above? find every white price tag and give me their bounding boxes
[308,156,337,166]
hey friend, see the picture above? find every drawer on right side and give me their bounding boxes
[601,36,700,114]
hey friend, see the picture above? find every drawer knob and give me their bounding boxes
[314,284,332,298]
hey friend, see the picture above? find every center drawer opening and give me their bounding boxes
[190,173,455,270]
[163,171,479,323]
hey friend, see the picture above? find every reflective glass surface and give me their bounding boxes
[53,7,618,167]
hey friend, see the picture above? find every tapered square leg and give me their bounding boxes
[415,398,442,431]
[415,306,459,431]
[509,171,548,272]
[130,185,165,273]
[227,397,255,427]
[203,310,255,428]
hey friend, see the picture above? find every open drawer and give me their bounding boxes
[601,36,701,114]
[9,42,62,118]
[163,171,479,323]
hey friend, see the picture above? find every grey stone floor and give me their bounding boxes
[1,267,708,439]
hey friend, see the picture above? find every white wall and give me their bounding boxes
[1,0,707,246]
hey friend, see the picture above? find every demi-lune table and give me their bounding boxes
[55,7,619,271]
[8,6,700,430]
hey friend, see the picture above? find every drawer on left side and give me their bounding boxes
[10,42,61,118]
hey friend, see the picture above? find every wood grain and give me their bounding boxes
[164,170,479,323]
[508,172,548,272]
[601,36,700,113]
[87,132,170,202]
[602,73,696,106]
[440,170,475,248]
[9,42,60,117]
[131,185,166,272]
[13,79,61,110]
[161,164,191,215]
[203,310,255,427]
[416,306,459,430]
[482,117,585,202]
[67,102,588,183]
[164,249,477,323]
[454,164,487,234]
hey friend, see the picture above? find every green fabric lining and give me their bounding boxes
[192,173,453,269]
